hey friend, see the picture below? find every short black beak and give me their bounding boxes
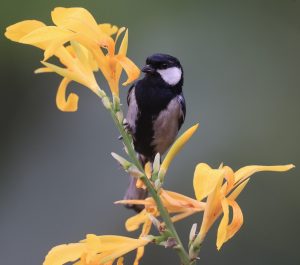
[142,65,155,74]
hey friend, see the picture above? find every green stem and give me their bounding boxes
[141,174,191,265]
[98,92,191,265]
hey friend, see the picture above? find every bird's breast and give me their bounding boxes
[151,97,181,155]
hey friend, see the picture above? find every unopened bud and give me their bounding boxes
[153,153,161,175]
[116,111,124,124]
[158,168,166,182]
[189,223,197,242]
[154,179,162,190]
[97,89,106,98]
[102,96,111,109]
[113,95,120,111]
[111,152,131,170]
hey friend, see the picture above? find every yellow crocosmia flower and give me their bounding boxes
[116,190,204,265]
[5,6,139,102]
[158,124,199,179]
[43,234,150,265]
[5,19,100,112]
[51,7,140,96]
[116,189,205,233]
[193,163,294,250]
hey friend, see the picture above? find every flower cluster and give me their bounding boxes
[44,234,150,265]
[115,124,294,252]
[5,7,140,111]
[5,7,295,265]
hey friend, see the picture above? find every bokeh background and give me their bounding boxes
[1,0,299,264]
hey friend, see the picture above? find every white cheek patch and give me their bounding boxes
[157,67,182,86]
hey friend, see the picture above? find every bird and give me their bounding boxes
[123,53,186,212]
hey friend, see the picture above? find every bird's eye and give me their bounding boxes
[161,63,168,68]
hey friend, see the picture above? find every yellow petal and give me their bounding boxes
[82,235,139,250]
[115,29,128,83]
[234,164,295,184]
[52,7,98,29]
[125,210,149,231]
[20,26,74,50]
[226,200,243,242]
[134,247,144,265]
[70,41,91,69]
[216,199,229,250]
[34,67,54,74]
[99,238,149,264]
[56,78,79,112]
[41,61,71,80]
[115,27,126,44]
[41,60,97,91]
[161,190,205,211]
[141,219,152,236]
[51,7,109,44]
[115,199,152,206]
[43,242,85,265]
[228,179,250,201]
[216,199,243,250]
[144,162,152,179]
[114,55,141,86]
[5,20,45,42]
[44,33,78,61]
[66,44,98,71]
[171,210,199,223]
[197,169,225,243]
[159,124,199,177]
[99,23,119,36]
[222,166,235,194]
[193,163,225,201]
[136,178,145,189]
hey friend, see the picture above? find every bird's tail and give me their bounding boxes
[123,154,149,212]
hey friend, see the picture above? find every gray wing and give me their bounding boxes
[125,85,138,135]
[177,93,186,131]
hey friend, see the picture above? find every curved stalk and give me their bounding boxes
[96,90,192,265]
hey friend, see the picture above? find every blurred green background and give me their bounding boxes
[1,0,299,264]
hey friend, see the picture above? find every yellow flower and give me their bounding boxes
[5,20,99,111]
[43,234,150,265]
[4,7,140,111]
[116,189,205,234]
[50,7,140,96]
[193,163,295,250]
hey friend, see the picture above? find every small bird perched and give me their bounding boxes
[124,53,186,211]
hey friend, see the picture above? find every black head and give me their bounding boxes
[142,53,183,87]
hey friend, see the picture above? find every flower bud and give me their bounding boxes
[116,111,124,124]
[189,223,197,242]
[154,179,162,190]
[111,152,131,170]
[102,96,111,109]
[153,153,161,175]
[97,89,106,98]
